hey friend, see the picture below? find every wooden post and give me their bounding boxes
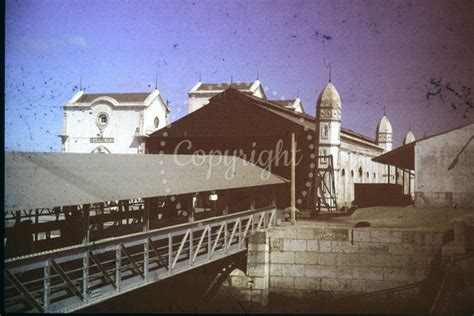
[223,193,229,215]
[250,190,256,210]
[291,133,296,225]
[271,188,277,207]
[98,203,104,234]
[189,195,195,223]
[125,200,130,225]
[83,204,90,244]
[143,199,150,232]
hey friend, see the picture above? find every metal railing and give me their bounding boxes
[4,206,276,313]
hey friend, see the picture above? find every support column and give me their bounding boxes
[143,198,150,232]
[244,230,270,306]
[291,133,296,225]
[82,204,90,244]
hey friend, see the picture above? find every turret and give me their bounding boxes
[403,130,416,145]
[376,115,393,151]
[315,82,342,169]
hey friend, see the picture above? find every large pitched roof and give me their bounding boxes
[76,92,151,103]
[151,88,382,149]
[5,152,287,212]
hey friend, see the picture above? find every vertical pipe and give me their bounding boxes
[207,226,212,259]
[83,204,90,245]
[116,248,121,291]
[190,195,195,223]
[238,219,242,249]
[168,233,173,272]
[125,200,130,225]
[144,239,149,282]
[189,229,193,265]
[250,191,256,210]
[44,260,50,312]
[271,188,277,207]
[99,203,104,234]
[143,199,150,232]
[83,254,88,302]
[224,221,228,252]
[291,132,296,225]
[223,193,229,215]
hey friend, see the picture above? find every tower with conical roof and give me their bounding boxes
[314,81,341,211]
[376,115,393,151]
[403,130,416,145]
[316,81,342,169]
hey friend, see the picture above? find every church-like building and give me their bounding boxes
[147,79,403,210]
[60,89,169,154]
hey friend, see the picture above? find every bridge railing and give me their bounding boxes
[4,206,276,313]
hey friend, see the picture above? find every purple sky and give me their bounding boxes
[5,0,474,152]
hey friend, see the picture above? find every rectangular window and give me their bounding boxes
[321,124,329,139]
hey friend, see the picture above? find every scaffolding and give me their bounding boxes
[309,154,338,213]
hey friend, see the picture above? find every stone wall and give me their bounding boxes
[219,225,448,305]
[268,225,445,298]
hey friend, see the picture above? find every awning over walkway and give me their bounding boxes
[5,152,288,212]
[372,142,416,170]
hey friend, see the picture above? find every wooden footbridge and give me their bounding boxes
[4,152,287,313]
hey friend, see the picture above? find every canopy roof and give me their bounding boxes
[372,142,415,170]
[5,152,287,212]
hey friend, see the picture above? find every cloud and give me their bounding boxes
[68,36,87,47]
[14,35,50,52]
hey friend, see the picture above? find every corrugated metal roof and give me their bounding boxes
[372,142,415,170]
[76,93,151,103]
[5,152,287,212]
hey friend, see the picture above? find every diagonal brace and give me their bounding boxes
[148,238,169,271]
[121,243,144,279]
[50,259,84,301]
[5,270,44,313]
[88,251,117,289]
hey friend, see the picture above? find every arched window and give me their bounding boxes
[366,172,369,178]
[351,170,354,177]
[358,167,363,178]
[373,172,376,179]
[341,169,345,177]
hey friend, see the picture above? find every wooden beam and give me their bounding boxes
[121,244,144,279]
[88,251,117,289]
[50,259,84,301]
[148,237,169,270]
[5,270,44,313]
[82,204,90,244]
[291,132,296,225]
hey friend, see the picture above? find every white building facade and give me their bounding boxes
[188,79,306,114]
[60,90,169,154]
[315,82,400,209]
[188,80,267,114]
